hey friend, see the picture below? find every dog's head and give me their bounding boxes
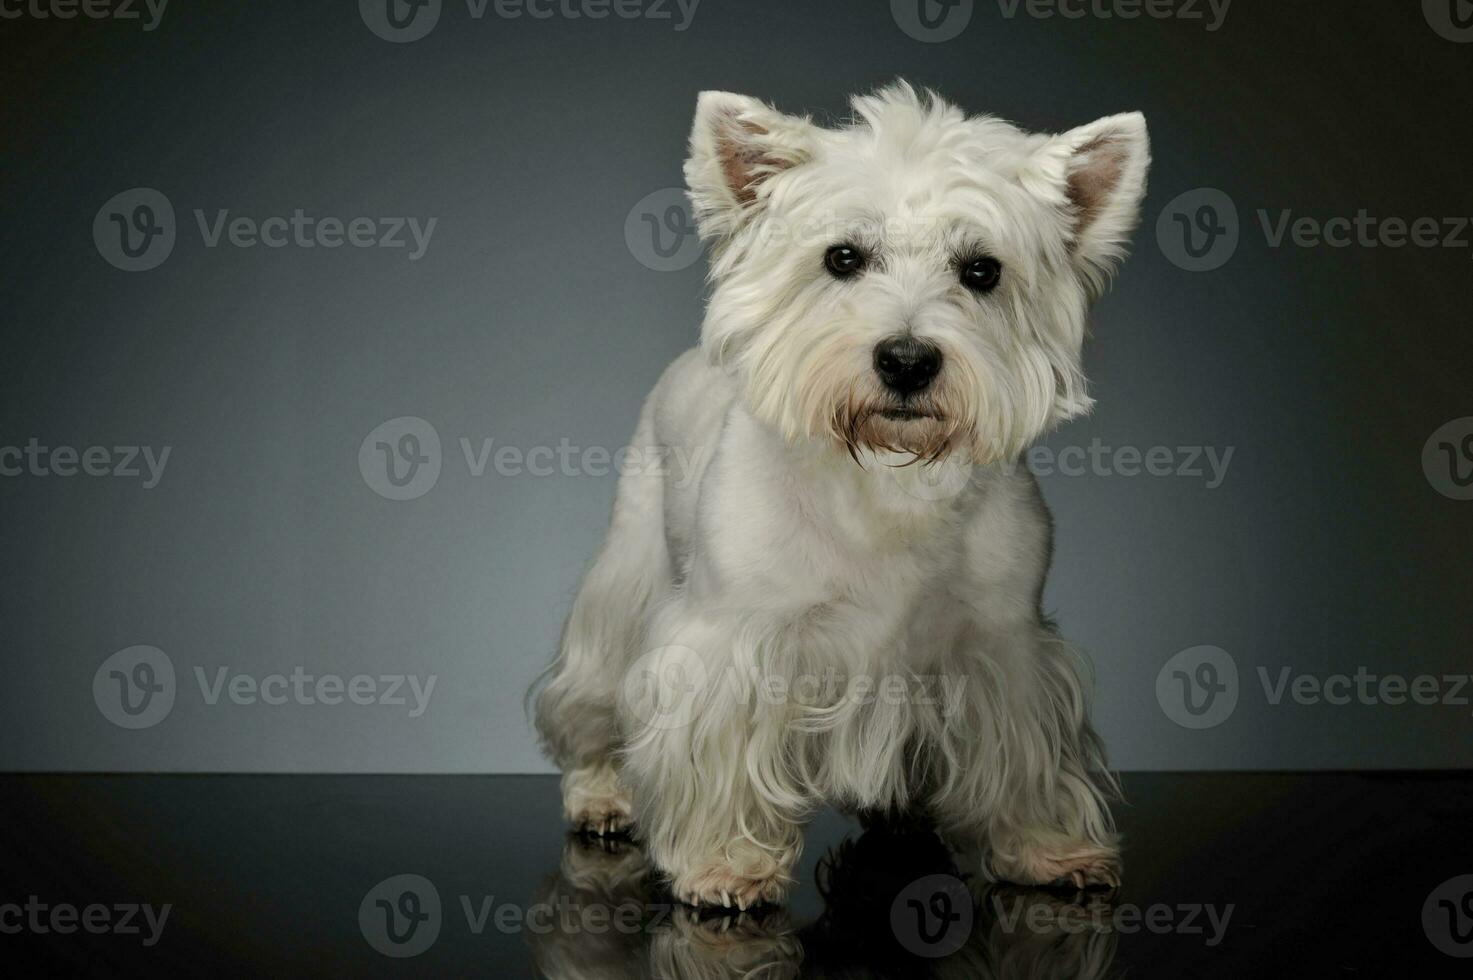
[685,82,1149,465]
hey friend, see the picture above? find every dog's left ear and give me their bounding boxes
[685,92,818,243]
[1032,112,1150,289]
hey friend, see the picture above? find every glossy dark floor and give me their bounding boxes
[2,772,1471,976]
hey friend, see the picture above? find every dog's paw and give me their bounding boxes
[990,837,1121,892]
[562,763,634,837]
[652,907,801,979]
[668,904,789,942]
[671,864,790,911]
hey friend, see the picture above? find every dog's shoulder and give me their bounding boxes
[648,347,736,448]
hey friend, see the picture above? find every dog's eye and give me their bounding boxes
[960,256,1002,293]
[824,244,866,279]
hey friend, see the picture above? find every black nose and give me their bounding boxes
[873,336,942,395]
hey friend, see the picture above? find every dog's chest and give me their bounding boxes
[704,462,963,618]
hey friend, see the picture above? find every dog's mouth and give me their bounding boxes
[879,407,942,422]
[835,398,965,465]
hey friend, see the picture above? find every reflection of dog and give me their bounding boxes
[525,827,1117,979]
[805,823,1118,980]
[532,82,1149,907]
[526,835,660,980]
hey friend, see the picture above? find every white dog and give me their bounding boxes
[533,82,1149,909]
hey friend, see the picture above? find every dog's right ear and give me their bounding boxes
[685,92,817,242]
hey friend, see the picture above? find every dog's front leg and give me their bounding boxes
[618,607,813,909]
[931,622,1122,890]
[533,402,672,836]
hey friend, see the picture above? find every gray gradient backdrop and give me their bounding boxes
[1,0,1470,773]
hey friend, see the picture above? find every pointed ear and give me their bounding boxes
[1034,112,1150,288]
[684,91,817,242]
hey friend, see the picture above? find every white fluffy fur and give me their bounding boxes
[533,83,1149,907]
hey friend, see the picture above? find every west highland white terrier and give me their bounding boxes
[533,82,1149,909]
